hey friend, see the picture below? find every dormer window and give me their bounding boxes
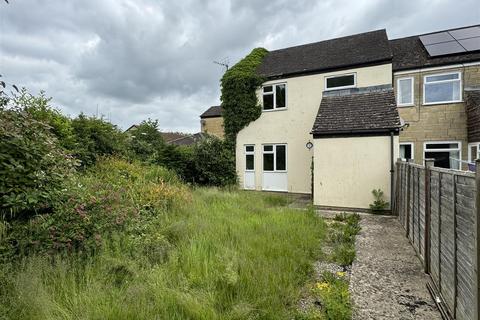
[325,73,356,90]
[262,83,287,111]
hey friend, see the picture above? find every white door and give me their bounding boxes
[262,144,288,191]
[244,145,255,189]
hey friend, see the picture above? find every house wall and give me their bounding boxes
[201,117,224,139]
[394,63,480,168]
[313,135,399,209]
[236,63,393,194]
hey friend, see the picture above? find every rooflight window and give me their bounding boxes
[325,73,356,90]
[262,84,287,111]
[423,72,462,105]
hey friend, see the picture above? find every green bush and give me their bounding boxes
[193,136,237,186]
[71,114,127,167]
[369,189,389,212]
[127,119,165,162]
[0,105,76,219]
[18,89,76,151]
[1,159,189,256]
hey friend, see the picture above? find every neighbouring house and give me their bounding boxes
[200,105,224,138]
[125,126,205,146]
[200,25,480,210]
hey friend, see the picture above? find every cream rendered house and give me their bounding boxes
[201,25,480,210]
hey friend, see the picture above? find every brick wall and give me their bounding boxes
[394,65,480,166]
[200,117,224,139]
[465,89,480,143]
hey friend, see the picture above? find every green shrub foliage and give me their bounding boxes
[369,189,389,212]
[220,47,268,145]
[127,119,165,162]
[71,114,127,167]
[0,104,76,218]
[193,136,237,186]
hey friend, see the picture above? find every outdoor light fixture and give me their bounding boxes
[306,141,313,150]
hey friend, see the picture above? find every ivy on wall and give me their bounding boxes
[220,47,269,146]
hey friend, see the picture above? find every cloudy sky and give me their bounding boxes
[1,0,479,132]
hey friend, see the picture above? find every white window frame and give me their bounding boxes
[423,71,462,105]
[262,83,288,111]
[399,142,415,160]
[262,144,287,172]
[397,77,414,106]
[423,141,462,170]
[244,145,255,172]
[324,73,357,91]
[468,142,480,162]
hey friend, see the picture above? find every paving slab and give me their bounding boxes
[349,214,441,320]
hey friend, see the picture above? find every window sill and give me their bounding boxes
[324,86,356,92]
[422,100,463,106]
[398,104,415,108]
[262,108,288,113]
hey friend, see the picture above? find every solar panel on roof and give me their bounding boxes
[458,37,480,51]
[419,32,454,45]
[420,25,480,56]
[449,26,480,40]
[424,41,466,56]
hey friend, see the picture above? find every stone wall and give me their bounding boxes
[394,65,480,167]
[200,116,224,139]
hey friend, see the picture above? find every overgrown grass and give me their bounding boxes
[0,176,326,319]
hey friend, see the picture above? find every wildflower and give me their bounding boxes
[316,282,330,290]
[336,271,346,277]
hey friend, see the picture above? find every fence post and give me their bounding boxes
[475,159,480,320]
[406,159,412,238]
[424,159,434,274]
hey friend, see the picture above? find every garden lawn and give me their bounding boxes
[0,188,326,319]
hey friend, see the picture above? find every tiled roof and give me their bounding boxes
[257,29,392,78]
[311,85,401,136]
[169,132,206,146]
[200,105,222,118]
[465,88,480,143]
[390,25,480,71]
[161,132,189,142]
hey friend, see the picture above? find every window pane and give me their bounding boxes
[263,94,274,110]
[263,153,274,171]
[326,75,355,89]
[245,145,254,152]
[264,145,273,152]
[426,143,459,150]
[425,81,460,103]
[425,151,460,169]
[276,145,286,170]
[263,86,273,93]
[398,79,413,104]
[426,73,459,82]
[246,154,254,170]
[400,144,412,159]
[275,84,286,108]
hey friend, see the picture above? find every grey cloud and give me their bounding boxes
[1,0,479,132]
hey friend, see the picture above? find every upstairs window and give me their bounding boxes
[262,84,286,111]
[397,77,414,106]
[325,73,356,90]
[423,72,461,104]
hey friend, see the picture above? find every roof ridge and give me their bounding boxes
[267,29,387,53]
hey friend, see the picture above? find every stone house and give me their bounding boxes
[200,25,480,210]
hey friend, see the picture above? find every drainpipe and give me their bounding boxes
[390,130,395,211]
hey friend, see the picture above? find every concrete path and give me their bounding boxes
[349,214,441,320]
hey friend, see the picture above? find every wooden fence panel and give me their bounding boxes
[395,160,478,320]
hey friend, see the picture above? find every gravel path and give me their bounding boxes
[349,214,441,320]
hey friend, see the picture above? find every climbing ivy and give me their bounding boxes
[220,47,269,146]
